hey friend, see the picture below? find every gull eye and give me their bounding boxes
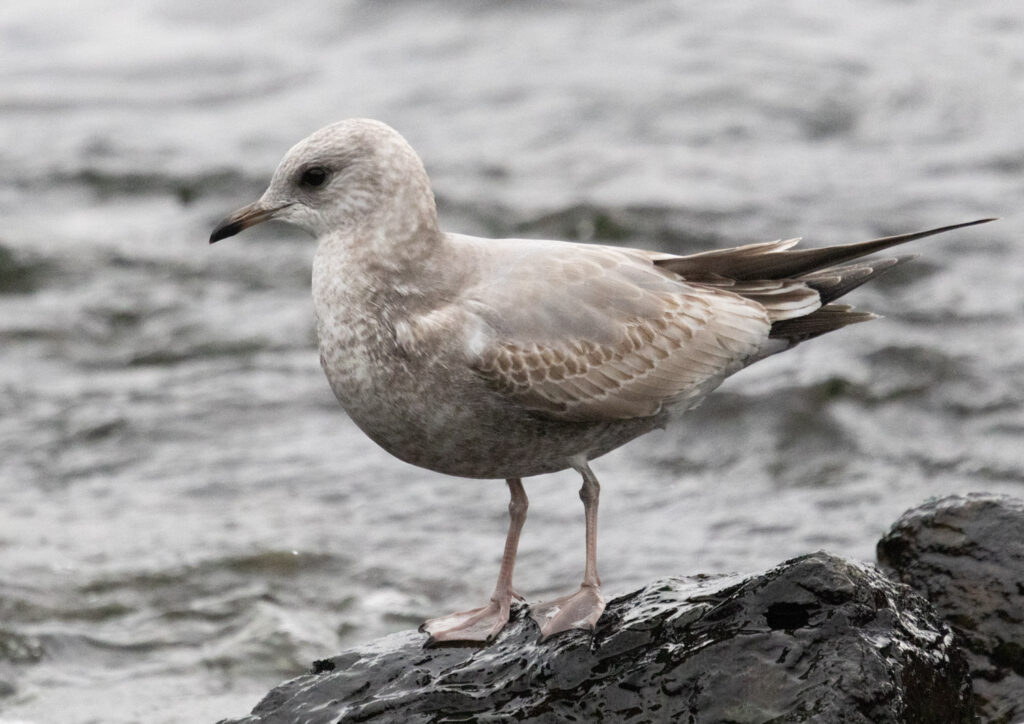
[299,166,329,188]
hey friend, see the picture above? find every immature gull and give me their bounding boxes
[210,118,992,643]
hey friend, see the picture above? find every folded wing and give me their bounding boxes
[464,244,775,422]
[458,218,994,422]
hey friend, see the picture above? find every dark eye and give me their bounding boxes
[299,166,329,188]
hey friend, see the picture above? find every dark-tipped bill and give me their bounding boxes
[209,201,286,243]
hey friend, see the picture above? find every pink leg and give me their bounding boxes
[531,463,606,638]
[421,478,528,643]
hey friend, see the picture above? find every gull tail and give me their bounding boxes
[766,255,912,342]
[655,218,995,344]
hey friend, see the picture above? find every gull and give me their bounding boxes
[210,118,992,643]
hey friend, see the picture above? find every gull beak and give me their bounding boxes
[209,201,288,244]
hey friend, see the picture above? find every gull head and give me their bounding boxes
[210,119,436,243]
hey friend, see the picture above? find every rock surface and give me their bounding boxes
[220,552,970,724]
[878,493,1024,724]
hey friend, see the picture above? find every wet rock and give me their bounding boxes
[220,552,970,723]
[878,493,1024,724]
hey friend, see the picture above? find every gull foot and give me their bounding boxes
[420,598,511,644]
[530,584,605,639]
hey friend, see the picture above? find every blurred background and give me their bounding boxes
[1,1,1022,722]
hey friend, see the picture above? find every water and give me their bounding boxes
[1,1,1022,722]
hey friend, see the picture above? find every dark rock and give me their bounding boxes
[220,552,970,724]
[878,493,1024,724]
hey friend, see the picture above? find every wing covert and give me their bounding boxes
[464,245,774,422]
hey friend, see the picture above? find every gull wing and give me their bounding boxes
[461,243,775,422]
[454,219,995,422]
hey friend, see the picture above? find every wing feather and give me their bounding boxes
[439,221,993,421]
[465,244,773,422]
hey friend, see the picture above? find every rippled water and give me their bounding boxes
[1,1,1022,722]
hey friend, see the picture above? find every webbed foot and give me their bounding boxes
[530,584,605,639]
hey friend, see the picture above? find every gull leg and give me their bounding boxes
[531,462,606,639]
[421,478,528,643]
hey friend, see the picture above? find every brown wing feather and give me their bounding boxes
[472,280,771,422]
[462,219,993,421]
[655,219,993,281]
[654,219,994,341]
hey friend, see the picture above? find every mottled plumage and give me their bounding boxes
[210,118,993,643]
